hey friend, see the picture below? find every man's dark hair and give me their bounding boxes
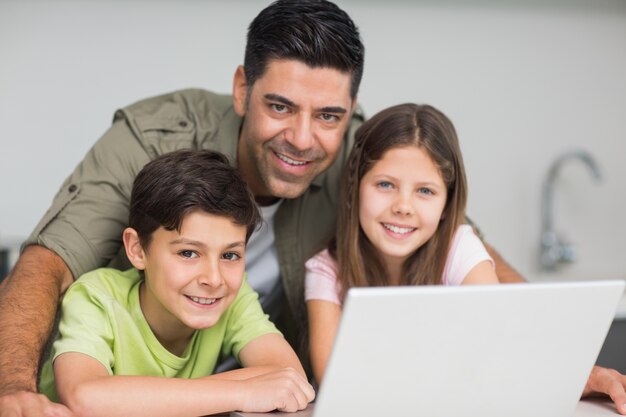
[129,150,261,249]
[244,0,364,99]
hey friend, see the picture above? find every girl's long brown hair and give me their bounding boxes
[331,103,468,301]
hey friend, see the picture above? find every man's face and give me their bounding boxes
[234,59,355,203]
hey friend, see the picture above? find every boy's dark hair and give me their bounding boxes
[244,0,364,99]
[129,150,261,249]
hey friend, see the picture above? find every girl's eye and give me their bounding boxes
[377,181,394,190]
[222,252,242,261]
[179,250,198,259]
[418,187,434,196]
[270,103,288,113]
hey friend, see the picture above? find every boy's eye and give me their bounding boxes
[222,252,242,261]
[179,250,198,259]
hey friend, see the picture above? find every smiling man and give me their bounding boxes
[1,1,624,417]
[235,60,356,202]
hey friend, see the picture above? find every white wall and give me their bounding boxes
[1,0,625,280]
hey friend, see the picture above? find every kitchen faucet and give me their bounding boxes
[540,149,602,271]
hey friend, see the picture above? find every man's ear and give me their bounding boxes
[232,65,248,117]
[123,227,147,270]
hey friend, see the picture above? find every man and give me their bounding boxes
[1,1,624,416]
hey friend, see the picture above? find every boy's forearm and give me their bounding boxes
[61,369,313,417]
[238,333,307,378]
[208,365,282,381]
[60,376,241,417]
[0,245,73,395]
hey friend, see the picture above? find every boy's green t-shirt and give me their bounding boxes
[39,268,280,401]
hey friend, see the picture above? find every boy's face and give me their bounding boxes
[234,59,356,203]
[136,210,247,337]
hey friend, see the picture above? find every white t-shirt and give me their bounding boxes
[304,224,494,305]
[246,200,283,319]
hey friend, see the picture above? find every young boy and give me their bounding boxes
[38,150,314,416]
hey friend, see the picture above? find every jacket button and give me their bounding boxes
[179,121,188,128]
[68,184,77,193]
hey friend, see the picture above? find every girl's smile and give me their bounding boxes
[381,222,417,238]
[359,145,447,273]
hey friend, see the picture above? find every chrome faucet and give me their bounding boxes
[540,149,602,271]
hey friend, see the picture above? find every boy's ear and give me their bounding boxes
[232,65,248,117]
[123,227,147,270]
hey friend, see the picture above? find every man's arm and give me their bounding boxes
[483,242,525,283]
[0,245,74,417]
[582,366,626,415]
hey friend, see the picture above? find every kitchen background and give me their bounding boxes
[1,0,625,283]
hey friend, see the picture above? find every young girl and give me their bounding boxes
[305,103,499,384]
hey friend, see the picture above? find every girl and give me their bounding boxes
[305,103,499,384]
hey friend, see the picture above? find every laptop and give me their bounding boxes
[232,280,624,417]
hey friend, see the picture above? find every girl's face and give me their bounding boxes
[358,145,447,269]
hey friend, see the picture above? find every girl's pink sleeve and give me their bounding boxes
[442,225,495,286]
[304,249,343,306]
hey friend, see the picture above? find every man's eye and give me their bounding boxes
[179,250,198,259]
[320,113,339,122]
[222,252,241,261]
[271,104,288,113]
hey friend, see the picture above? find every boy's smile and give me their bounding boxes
[131,210,248,353]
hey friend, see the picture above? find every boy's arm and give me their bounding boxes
[227,333,315,410]
[203,334,308,381]
[238,333,306,376]
[55,352,241,417]
[55,336,314,417]
[0,245,74,417]
[307,300,341,386]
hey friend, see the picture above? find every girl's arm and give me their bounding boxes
[460,260,499,285]
[54,334,314,417]
[483,242,525,283]
[307,299,342,386]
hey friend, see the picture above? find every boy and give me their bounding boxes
[38,150,314,416]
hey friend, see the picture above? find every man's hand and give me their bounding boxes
[0,391,73,417]
[582,365,626,415]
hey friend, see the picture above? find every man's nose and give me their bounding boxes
[283,113,314,151]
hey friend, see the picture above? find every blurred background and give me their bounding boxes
[1,0,625,282]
